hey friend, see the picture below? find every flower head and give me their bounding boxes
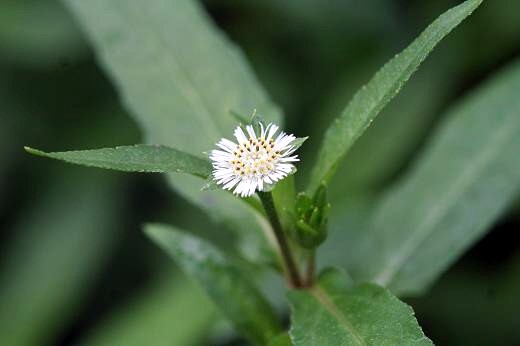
[210,123,300,197]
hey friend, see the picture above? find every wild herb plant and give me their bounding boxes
[26,0,520,344]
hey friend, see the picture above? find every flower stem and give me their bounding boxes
[258,191,303,288]
[305,251,316,287]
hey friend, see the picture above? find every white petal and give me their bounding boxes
[214,170,234,178]
[277,164,294,173]
[259,123,266,139]
[274,134,295,150]
[279,155,299,162]
[210,149,232,157]
[234,126,248,144]
[257,177,264,191]
[246,125,257,140]
[223,176,240,190]
[267,124,278,141]
[217,138,237,152]
[247,179,257,196]
[282,146,298,156]
[234,179,248,196]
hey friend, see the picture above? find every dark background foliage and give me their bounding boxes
[1,0,519,345]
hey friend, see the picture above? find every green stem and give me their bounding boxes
[258,191,303,288]
[305,251,316,287]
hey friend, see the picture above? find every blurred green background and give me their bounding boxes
[1,0,519,345]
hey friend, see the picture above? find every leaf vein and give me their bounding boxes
[310,286,366,346]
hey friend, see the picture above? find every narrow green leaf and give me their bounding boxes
[25,145,211,179]
[324,62,455,198]
[63,0,283,263]
[308,0,483,192]
[145,224,281,346]
[288,268,432,346]
[0,174,120,346]
[81,275,217,346]
[350,59,520,295]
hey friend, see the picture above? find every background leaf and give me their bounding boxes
[63,0,283,262]
[80,274,217,346]
[349,59,520,296]
[288,268,432,345]
[308,0,482,192]
[26,145,211,178]
[4,0,520,344]
[324,64,453,198]
[0,0,87,67]
[0,173,121,346]
[145,224,281,346]
[410,250,520,346]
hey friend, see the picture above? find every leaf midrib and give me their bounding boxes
[310,286,366,346]
[375,112,519,285]
[311,0,481,191]
[112,0,223,143]
[57,156,206,175]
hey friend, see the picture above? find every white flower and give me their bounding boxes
[209,123,300,197]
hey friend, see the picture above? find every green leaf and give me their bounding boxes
[81,275,217,346]
[0,0,87,67]
[324,61,455,198]
[0,173,120,346]
[308,0,483,192]
[228,109,252,124]
[268,333,292,346]
[288,268,432,346]
[145,224,281,346]
[272,174,296,232]
[64,0,283,263]
[25,144,211,179]
[290,136,309,152]
[320,194,375,269]
[350,59,520,296]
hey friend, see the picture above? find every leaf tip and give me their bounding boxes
[24,146,47,157]
[142,223,160,238]
[143,223,178,247]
